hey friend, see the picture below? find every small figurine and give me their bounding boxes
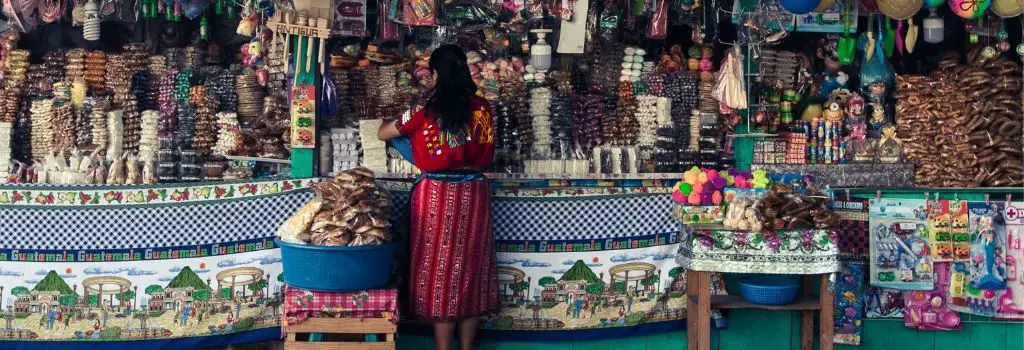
[876,124,903,163]
[867,104,886,138]
[824,98,844,122]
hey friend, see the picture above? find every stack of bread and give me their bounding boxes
[277,167,392,246]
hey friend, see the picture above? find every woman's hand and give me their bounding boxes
[377,120,401,141]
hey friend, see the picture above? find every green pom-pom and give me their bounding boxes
[679,182,693,196]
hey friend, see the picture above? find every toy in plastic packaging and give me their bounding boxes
[948,202,1008,316]
[441,0,499,32]
[834,262,866,345]
[834,198,870,257]
[950,200,970,260]
[405,0,438,26]
[927,199,954,261]
[866,286,905,318]
[379,0,400,40]
[868,198,934,290]
[996,202,1024,320]
[968,202,1008,290]
[904,262,961,330]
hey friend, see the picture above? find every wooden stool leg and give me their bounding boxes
[800,276,815,350]
[800,311,814,350]
[696,271,712,350]
[819,274,835,350]
[686,269,698,350]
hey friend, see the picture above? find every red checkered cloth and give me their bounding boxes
[282,284,400,327]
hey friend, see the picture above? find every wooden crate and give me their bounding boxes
[285,317,396,350]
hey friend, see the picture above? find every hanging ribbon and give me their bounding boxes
[883,18,895,57]
[895,20,904,55]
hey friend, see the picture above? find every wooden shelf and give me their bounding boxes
[689,295,822,311]
[224,155,292,164]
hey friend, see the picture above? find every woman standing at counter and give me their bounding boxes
[377,44,499,350]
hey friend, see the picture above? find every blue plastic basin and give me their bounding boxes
[276,239,396,291]
[738,275,800,306]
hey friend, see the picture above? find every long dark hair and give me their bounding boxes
[426,45,477,133]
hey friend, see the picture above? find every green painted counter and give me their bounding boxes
[396,312,1022,350]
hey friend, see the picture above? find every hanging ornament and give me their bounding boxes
[200,15,208,40]
[72,0,87,24]
[883,19,896,57]
[906,18,918,53]
[83,0,100,41]
[40,0,62,23]
[923,0,944,8]
[996,23,1011,52]
[949,0,990,19]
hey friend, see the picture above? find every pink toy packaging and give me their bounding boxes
[866,286,904,318]
[949,202,1007,317]
[997,202,1024,320]
[904,262,961,331]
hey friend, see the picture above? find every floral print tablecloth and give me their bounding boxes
[677,229,841,274]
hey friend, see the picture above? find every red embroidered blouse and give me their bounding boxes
[396,97,495,173]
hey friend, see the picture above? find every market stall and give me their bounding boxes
[0,0,1022,346]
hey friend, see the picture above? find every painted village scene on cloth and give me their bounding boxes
[484,241,688,330]
[0,250,284,340]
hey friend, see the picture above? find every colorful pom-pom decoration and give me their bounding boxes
[688,192,702,205]
[679,182,693,196]
[672,189,687,203]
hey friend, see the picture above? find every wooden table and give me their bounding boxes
[686,271,834,350]
[678,228,840,350]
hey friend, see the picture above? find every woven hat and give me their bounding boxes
[991,0,1022,17]
[879,0,923,20]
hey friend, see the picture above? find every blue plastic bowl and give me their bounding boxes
[738,275,800,306]
[276,239,396,291]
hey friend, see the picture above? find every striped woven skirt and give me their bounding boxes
[408,177,500,322]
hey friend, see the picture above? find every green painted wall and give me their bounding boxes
[396,313,1022,350]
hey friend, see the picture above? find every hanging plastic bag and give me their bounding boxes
[647,0,668,39]
[712,45,748,110]
[440,0,499,32]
